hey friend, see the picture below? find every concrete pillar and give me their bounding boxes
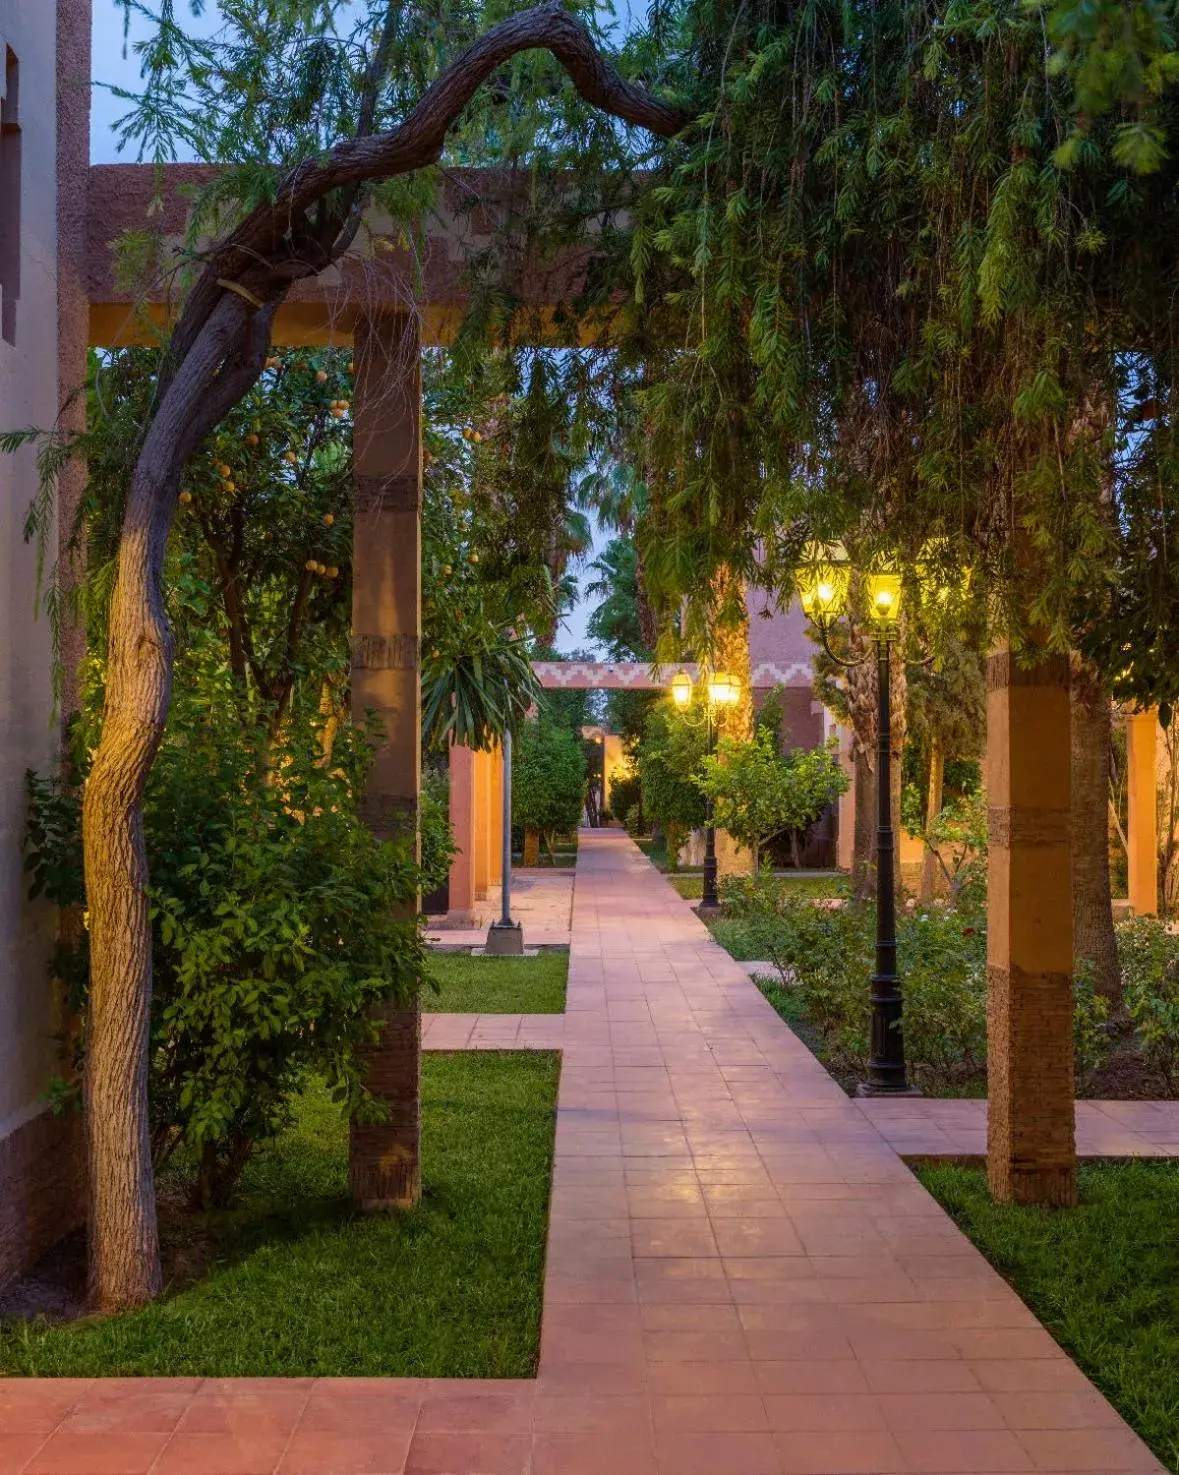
[473,746,493,900]
[447,741,477,924]
[986,649,1076,1207]
[490,743,504,888]
[1127,708,1159,917]
[348,311,422,1212]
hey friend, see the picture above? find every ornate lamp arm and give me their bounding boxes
[815,618,869,670]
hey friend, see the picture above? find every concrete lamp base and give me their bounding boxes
[855,1082,923,1099]
[485,921,525,956]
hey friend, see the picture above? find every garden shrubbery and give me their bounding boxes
[26,691,426,1208]
[717,871,1179,1095]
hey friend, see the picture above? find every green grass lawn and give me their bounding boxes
[0,1052,559,1378]
[664,871,847,907]
[918,1161,1179,1473]
[425,950,568,1013]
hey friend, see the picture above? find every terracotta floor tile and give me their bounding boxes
[646,1361,761,1396]
[1016,1428,1165,1472]
[762,1394,887,1432]
[531,1429,658,1475]
[532,1395,650,1436]
[24,1431,171,1474]
[881,1391,1007,1431]
[297,1394,421,1435]
[773,1431,906,1474]
[60,1391,192,1435]
[650,1394,769,1433]
[642,1330,749,1363]
[893,1428,1035,1472]
[859,1360,982,1395]
[993,1390,1126,1432]
[178,1390,308,1436]
[151,1433,289,1475]
[0,1434,48,1473]
[754,1363,871,1397]
[653,1429,782,1475]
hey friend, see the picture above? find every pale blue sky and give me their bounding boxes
[88,0,612,653]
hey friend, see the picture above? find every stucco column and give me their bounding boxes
[473,746,492,900]
[1127,708,1159,918]
[348,311,422,1212]
[986,648,1076,1207]
[447,741,476,924]
[490,743,504,888]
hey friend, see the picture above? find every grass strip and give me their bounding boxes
[1,1052,559,1378]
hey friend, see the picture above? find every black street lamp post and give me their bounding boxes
[671,670,739,911]
[796,547,919,1096]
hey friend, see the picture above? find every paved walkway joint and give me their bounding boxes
[0,832,1164,1473]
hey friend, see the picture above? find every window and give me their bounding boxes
[0,45,21,346]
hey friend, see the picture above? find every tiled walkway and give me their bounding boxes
[425,868,574,949]
[0,832,1166,1473]
[858,1096,1179,1159]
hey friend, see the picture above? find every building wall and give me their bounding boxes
[0,0,88,1291]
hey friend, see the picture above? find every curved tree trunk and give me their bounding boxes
[76,6,683,1312]
[1071,657,1120,1002]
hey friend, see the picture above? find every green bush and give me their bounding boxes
[511,718,587,857]
[717,880,1113,1092]
[26,695,425,1208]
[1119,916,1179,1090]
[694,730,848,869]
[609,770,642,831]
[420,765,456,896]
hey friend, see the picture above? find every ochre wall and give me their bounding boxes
[0,0,90,1290]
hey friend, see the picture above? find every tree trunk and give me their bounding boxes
[852,746,876,901]
[1071,658,1120,1001]
[523,828,541,866]
[713,568,754,879]
[73,6,682,1309]
[919,738,945,903]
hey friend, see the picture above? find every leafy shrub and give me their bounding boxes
[609,770,642,831]
[636,704,708,847]
[1073,961,1114,1086]
[420,765,456,895]
[511,718,586,859]
[717,884,1107,1092]
[694,731,848,869]
[26,695,425,1207]
[1119,917,1179,1090]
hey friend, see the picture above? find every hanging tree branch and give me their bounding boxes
[82,2,685,1313]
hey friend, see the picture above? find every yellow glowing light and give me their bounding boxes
[795,541,850,622]
[708,671,740,707]
[671,672,693,708]
[866,570,903,627]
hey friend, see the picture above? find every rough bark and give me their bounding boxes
[78,7,682,1311]
[523,828,541,866]
[1070,657,1120,1002]
[713,570,754,879]
[919,738,945,904]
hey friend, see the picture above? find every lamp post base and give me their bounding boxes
[485,921,525,956]
[855,1081,923,1098]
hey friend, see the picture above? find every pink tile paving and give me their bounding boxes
[857,1095,1179,1158]
[0,831,1168,1473]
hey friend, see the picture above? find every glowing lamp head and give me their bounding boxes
[707,671,740,707]
[866,569,903,628]
[670,672,693,708]
[795,540,850,623]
